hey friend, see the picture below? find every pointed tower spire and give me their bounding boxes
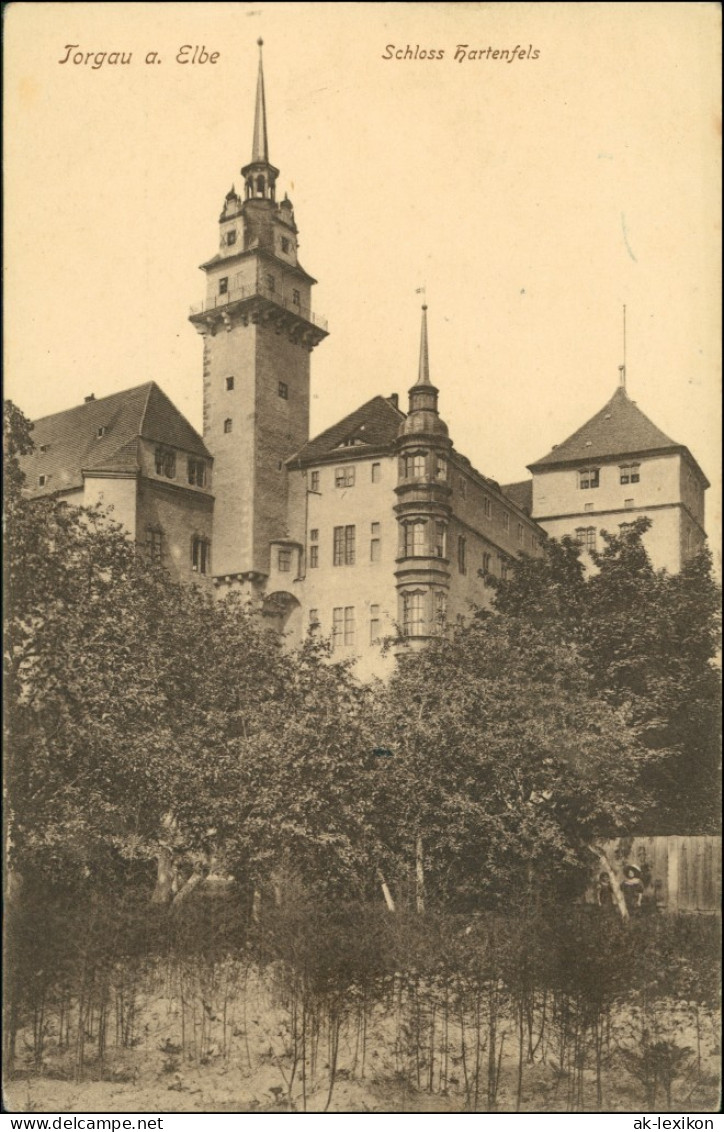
[401,304,447,430]
[241,39,279,203]
[416,304,431,386]
[251,38,269,164]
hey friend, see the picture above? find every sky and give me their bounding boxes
[4,2,721,561]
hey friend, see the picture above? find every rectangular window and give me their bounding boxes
[436,456,447,480]
[484,497,492,519]
[278,549,292,572]
[224,418,233,434]
[97,426,106,438]
[38,474,46,487]
[226,230,237,246]
[401,453,427,478]
[459,478,467,499]
[281,237,290,253]
[226,376,235,391]
[309,608,320,631]
[187,458,206,487]
[584,502,594,513]
[502,512,510,532]
[331,606,354,648]
[370,522,381,562]
[155,447,176,478]
[575,527,597,551]
[370,604,381,643]
[146,528,163,563]
[578,468,600,490]
[434,521,446,558]
[482,551,491,574]
[265,274,275,292]
[517,523,524,543]
[219,276,228,295]
[309,545,319,569]
[344,606,355,646]
[310,470,320,492]
[433,591,447,632]
[404,521,427,557]
[191,537,210,575]
[458,535,467,574]
[310,528,319,542]
[501,559,510,581]
[403,592,426,637]
[620,463,641,484]
[624,498,634,509]
[292,288,301,305]
[335,466,355,488]
[278,382,289,400]
[371,462,381,483]
[333,525,355,566]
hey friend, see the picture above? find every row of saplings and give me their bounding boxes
[4,883,720,1112]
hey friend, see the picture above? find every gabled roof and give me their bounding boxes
[288,395,405,466]
[528,386,708,484]
[501,479,533,515]
[21,382,210,497]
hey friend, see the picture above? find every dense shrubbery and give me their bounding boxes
[5,890,720,1110]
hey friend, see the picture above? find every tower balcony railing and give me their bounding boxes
[190,281,327,331]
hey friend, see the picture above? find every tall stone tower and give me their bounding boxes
[189,40,328,591]
[394,306,453,642]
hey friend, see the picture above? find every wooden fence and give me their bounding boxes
[591,836,721,914]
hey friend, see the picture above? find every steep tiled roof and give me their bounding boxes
[140,383,209,455]
[501,479,533,515]
[22,382,209,498]
[529,387,689,470]
[288,395,405,466]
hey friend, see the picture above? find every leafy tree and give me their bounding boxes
[210,636,387,904]
[488,520,721,832]
[3,400,34,506]
[3,400,289,898]
[372,615,653,912]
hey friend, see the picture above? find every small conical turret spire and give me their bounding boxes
[401,303,446,433]
[416,304,432,386]
[251,38,269,164]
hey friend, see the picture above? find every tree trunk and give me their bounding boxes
[589,844,628,920]
[173,867,205,903]
[151,846,176,903]
[415,835,426,914]
[377,869,396,912]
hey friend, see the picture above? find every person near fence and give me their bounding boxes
[621,864,645,914]
[596,871,616,912]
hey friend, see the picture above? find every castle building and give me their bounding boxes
[515,377,708,573]
[20,381,214,585]
[20,43,708,678]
